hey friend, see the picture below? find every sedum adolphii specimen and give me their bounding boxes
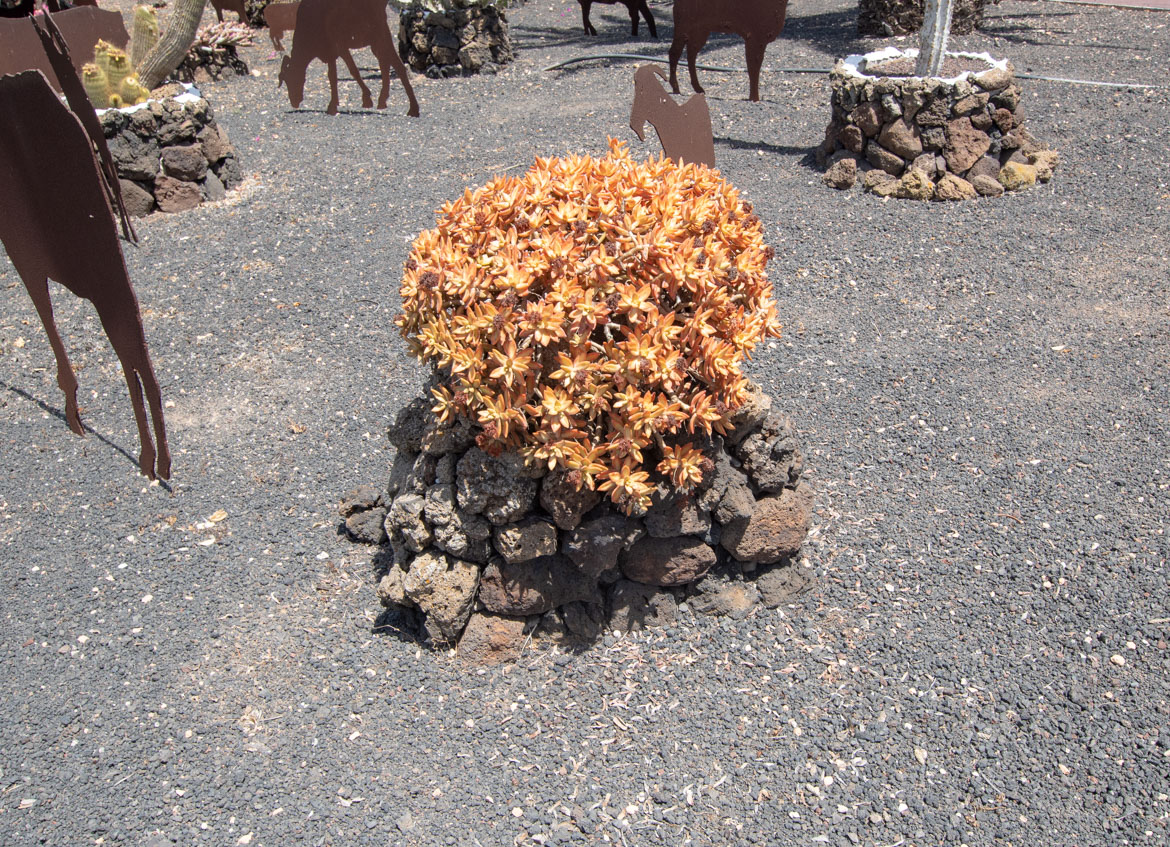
[397,140,782,514]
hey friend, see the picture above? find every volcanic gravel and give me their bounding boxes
[1,0,1168,844]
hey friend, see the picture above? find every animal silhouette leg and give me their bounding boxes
[95,303,170,480]
[581,0,596,35]
[668,37,684,93]
[744,38,767,102]
[339,50,374,108]
[639,2,657,38]
[325,59,341,114]
[627,3,639,35]
[374,41,419,117]
[21,273,84,436]
[686,35,708,94]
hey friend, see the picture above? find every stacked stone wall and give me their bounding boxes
[398,4,513,77]
[343,382,815,662]
[818,55,1059,200]
[99,93,244,216]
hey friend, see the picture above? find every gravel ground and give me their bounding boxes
[1,0,1169,844]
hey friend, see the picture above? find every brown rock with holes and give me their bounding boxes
[992,107,1015,133]
[966,155,1001,182]
[823,157,857,189]
[479,554,597,615]
[608,580,678,632]
[117,178,154,217]
[943,117,991,174]
[910,153,937,178]
[896,168,934,201]
[621,535,716,586]
[402,550,480,644]
[998,160,1037,191]
[865,142,904,176]
[1029,149,1059,182]
[540,469,601,530]
[493,517,558,563]
[934,173,977,201]
[840,124,864,154]
[756,562,812,607]
[854,101,883,137]
[161,144,208,181]
[878,118,923,160]
[154,176,202,213]
[863,169,896,192]
[971,174,1004,197]
[721,482,813,564]
[458,612,527,664]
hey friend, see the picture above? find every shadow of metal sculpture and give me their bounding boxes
[278,0,419,116]
[0,16,170,480]
[578,0,656,38]
[668,0,790,102]
[629,64,714,167]
[263,0,299,51]
[209,0,247,24]
[0,5,129,91]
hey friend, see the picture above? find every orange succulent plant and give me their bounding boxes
[396,140,781,514]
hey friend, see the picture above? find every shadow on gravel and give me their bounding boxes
[783,8,868,57]
[714,135,820,170]
[2,381,171,489]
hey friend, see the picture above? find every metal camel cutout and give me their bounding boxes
[278,0,419,117]
[0,16,170,479]
[668,0,790,102]
[578,0,656,38]
[629,65,714,168]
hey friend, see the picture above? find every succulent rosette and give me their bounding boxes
[397,139,781,513]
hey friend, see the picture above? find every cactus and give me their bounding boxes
[81,63,109,107]
[120,75,150,106]
[93,39,113,78]
[130,5,159,70]
[105,48,132,96]
[108,93,124,109]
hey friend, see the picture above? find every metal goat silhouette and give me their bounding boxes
[629,65,714,168]
[578,0,656,38]
[263,0,299,52]
[209,0,248,24]
[668,0,790,102]
[278,0,419,116]
[0,16,170,479]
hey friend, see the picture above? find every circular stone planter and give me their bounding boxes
[398,3,514,77]
[817,47,1059,200]
[343,380,815,662]
[98,86,245,216]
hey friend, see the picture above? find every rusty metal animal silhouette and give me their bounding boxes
[209,0,247,24]
[277,0,419,116]
[0,18,170,480]
[263,0,299,52]
[629,64,714,168]
[668,0,789,102]
[578,0,656,38]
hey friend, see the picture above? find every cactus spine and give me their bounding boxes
[130,5,159,70]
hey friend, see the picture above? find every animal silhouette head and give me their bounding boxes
[629,64,670,140]
[277,53,304,107]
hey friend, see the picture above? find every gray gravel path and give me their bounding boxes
[1,0,1168,844]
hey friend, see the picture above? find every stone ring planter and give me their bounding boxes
[98,85,245,215]
[343,380,815,663]
[818,47,1059,200]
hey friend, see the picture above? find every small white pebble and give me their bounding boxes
[1110,654,1125,666]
